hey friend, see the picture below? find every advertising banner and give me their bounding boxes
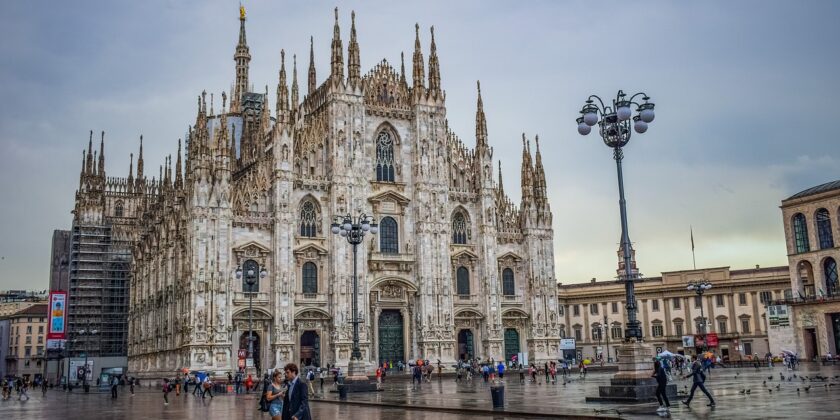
[560,338,576,350]
[69,360,94,382]
[682,335,695,348]
[47,291,67,340]
[705,332,719,347]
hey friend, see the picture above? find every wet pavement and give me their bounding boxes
[1,364,838,419]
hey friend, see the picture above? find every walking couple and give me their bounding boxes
[262,363,311,420]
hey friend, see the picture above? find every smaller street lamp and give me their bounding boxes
[75,326,98,392]
[236,261,268,373]
[687,281,713,353]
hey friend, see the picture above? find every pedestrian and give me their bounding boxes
[18,378,29,401]
[652,358,670,412]
[306,369,315,396]
[549,362,556,384]
[41,379,48,397]
[130,377,135,396]
[497,361,505,379]
[518,364,525,384]
[192,375,201,396]
[111,375,119,399]
[412,364,422,387]
[281,363,311,420]
[579,360,587,379]
[376,366,382,385]
[682,359,715,407]
[319,369,325,390]
[544,362,550,383]
[162,378,171,405]
[201,375,213,399]
[264,369,286,420]
[245,374,254,394]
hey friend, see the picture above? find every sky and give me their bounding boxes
[1,0,838,290]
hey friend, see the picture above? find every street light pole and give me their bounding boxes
[331,213,377,371]
[687,281,712,353]
[578,90,656,341]
[236,261,267,373]
[604,315,611,363]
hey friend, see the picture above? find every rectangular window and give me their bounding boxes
[37,336,43,344]
[611,302,619,313]
[573,305,580,317]
[694,296,702,308]
[741,319,751,333]
[784,289,793,300]
[26,326,32,334]
[590,304,599,315]
[673,297,681,310]
[738,293,747,305]
[38,326,44,334]
[24,346,31,357]
[25,336,31,344]
[759,291,772,304]
[652,299,660,311]
[675,323,684,336]
[558,306,564,316]
[611,326,623,340]
[652,325,664,337]
[574,329,582,341]
[36,346,43,355]
[715,295,725,307]
[717,320,727,334]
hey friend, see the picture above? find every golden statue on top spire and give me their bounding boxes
[239,4,246,20]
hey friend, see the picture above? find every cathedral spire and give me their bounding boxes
[291,54,299,113]
[276,49,289,121]
[86,130,93,175]
[497,160,505,200]
[308,36,317,94]
[97,131,105,177]
[175,139,183,190]
[475,81,487,148]
[533,135,547,203]
[399,51,407,87]
[127,153,134,190]
[330,7,344,83]
[520,133,534,206]
[427,26,441,99]
[232,5,251,113]
[412,23,425,98]
[347,10,360,87]
[137,135,144,182]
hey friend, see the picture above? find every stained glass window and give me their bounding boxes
[300,201,317,237]
[375,131,395,182]
[302,262,317,294]
[457,266,470,295]
[452,212,468,244]
[379,217,398,254]
[502,268,515,296]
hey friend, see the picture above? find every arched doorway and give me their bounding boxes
[504,328,520,362]
[239,332,261,372]
[457,330,474,360]
[378,310,404,365]
[300,331,320,367]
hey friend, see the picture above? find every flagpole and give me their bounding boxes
[691,226,696,270]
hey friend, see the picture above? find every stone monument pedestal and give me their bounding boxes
[338,359,379,393]
[586,341,678,403]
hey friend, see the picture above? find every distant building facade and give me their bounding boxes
[4,304,48,381]
[49,230,72,292]
[768,180,840,359]
[558,266,790,361]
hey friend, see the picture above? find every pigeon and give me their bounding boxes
[797,388,800,392]
[763,380,766,386]
[781,373,785,380]
[804,386,811,392]
[788,377,792,382]
[739,389,746,394]
[769,389,773,393]
[768,375,773,380]
[775,384,780,390]
[746,389,751,394]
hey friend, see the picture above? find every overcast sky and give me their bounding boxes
[1,0,838,290]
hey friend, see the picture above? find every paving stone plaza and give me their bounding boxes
[2,365,839,419]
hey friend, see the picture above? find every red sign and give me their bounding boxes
[238,349,247,359]
[238,358,245,368]
[705,333,719,347]
[47,291,67,340]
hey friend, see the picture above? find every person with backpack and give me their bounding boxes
[306,369,315,396]
[263,369,286,419]
[201,375,213,399]
[682,359,715,407]
[652,358,670,413]
[162,378,171,405]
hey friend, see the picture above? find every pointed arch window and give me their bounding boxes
[825,257,838,296]
[375,131,395,182]
[114,201,124,218]
[379,217,398,254]
[457,266,470,295]
[300,201,318,237]
[452,211,468,244]
[793,213,810,253]
[816,208,834,249]
[502,268,515,296]
[302,262,318,294]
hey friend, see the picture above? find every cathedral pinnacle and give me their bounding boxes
[277,49,289,120]
[347,10,361,87]
[175,139,183,190]
[308,36,317,94]
[232,5,251,113]
[127,152,134,189]
[475,81,487,148]
[291,54,299,114]
[521,133,534,205]
[86,130,93,175]
[497,160,505,199]
[533,135,547,202]
[330,7,344,83]
[98,131,105,177]
[427,26,441,99]
[137,135,144,183]
[399,52,407,87]
[412,23,425,97]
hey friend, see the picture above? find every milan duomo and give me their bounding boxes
[71,8,560,378]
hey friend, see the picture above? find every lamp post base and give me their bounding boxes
[336,359,379,393]
[586,342,677,403]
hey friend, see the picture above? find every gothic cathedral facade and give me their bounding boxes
[72,9,561,378]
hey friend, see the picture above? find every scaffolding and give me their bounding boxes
[67,223,131,357]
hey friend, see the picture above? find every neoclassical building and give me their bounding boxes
[69,8,561,378]
[768,180,840,359]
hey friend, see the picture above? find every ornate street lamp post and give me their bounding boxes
[331,213,377,370]
[236,260,267,373]
[579,91,672,402]
[603,315,611,363]
[74,325,97,392]
[577,90,655,341]
[687,281,712,353]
